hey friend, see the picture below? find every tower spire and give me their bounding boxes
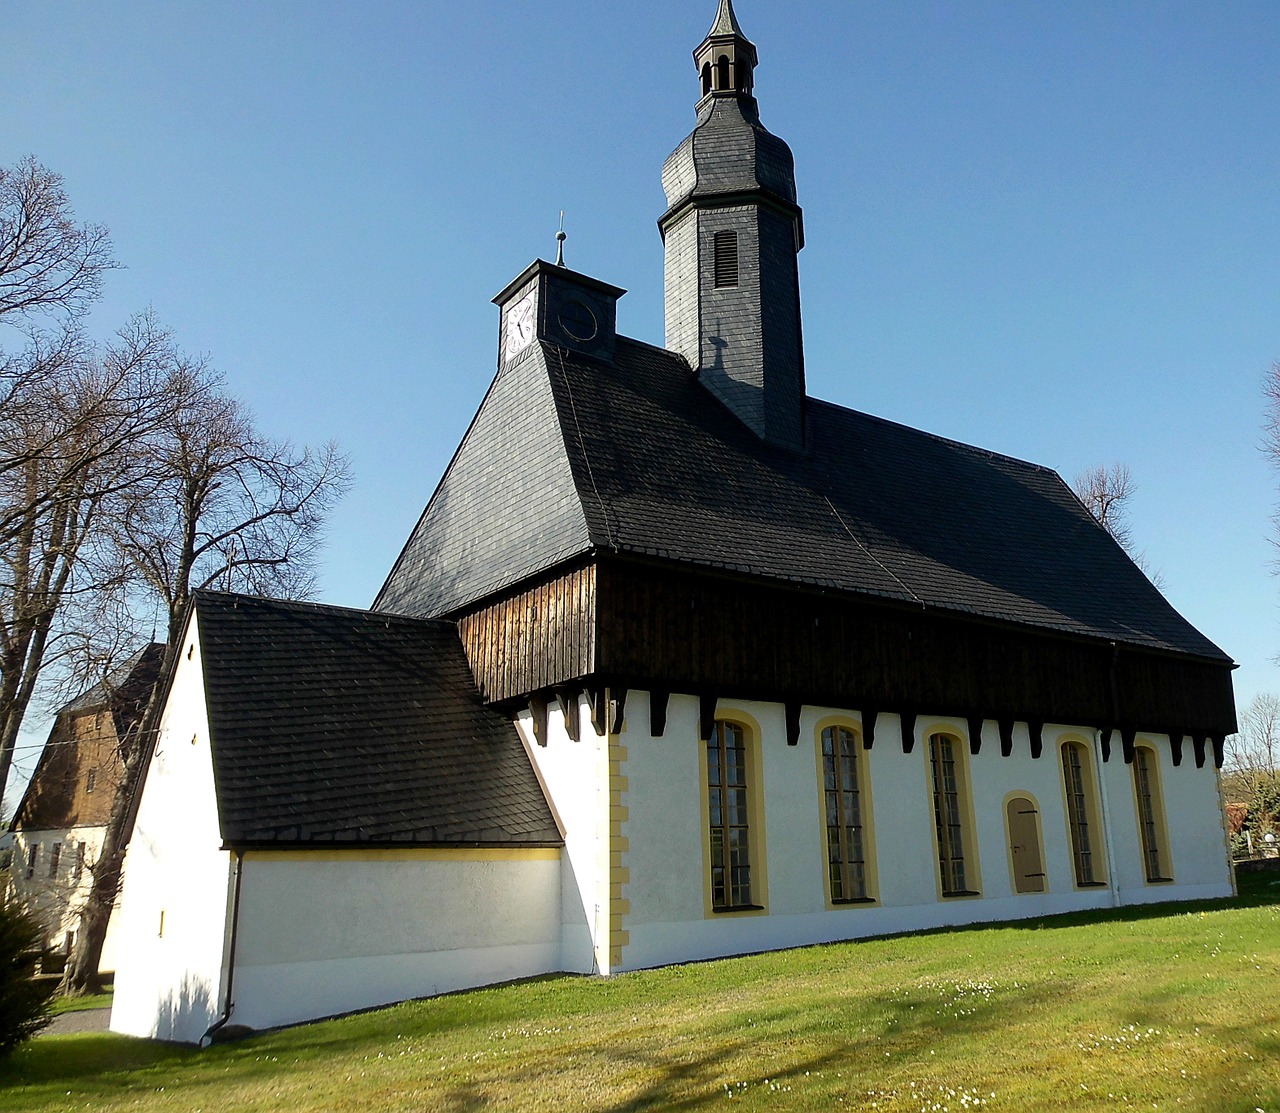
[707,0,745,38]
[695,0,757,100]
[660,1,807,451]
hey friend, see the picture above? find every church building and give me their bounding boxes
[110,1,1237,1044]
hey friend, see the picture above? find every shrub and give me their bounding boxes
[0,902,56,1055]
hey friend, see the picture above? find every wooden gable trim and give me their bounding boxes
[1028,720,1044,760]
[699,693,718,742]
[530,693,549,747]
[555,687,583,742]
[998,718,1015,758]
[611,687,628,735]
[900,710,917,754]
[785,702,802,746]
[650,689,670,737]
[966,715,984,756]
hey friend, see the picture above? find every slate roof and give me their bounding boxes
[193,592,561,848]
[61,643,166,718]
[378,335,1230,665]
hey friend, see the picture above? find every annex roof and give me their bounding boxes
[377,335,1230,666]
[193,592,561,848]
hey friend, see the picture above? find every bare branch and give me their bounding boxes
[0,157,116,324]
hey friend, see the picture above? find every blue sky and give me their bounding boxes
[3,1,1279,791]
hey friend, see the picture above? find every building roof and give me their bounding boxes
[193,592,561,848]
[11,643,167,832]
[59,643,167,718]
[377,334,1230,665]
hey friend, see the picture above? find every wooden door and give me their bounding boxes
[1007,797,1045,894]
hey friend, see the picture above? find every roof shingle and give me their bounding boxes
[194,592,561,848]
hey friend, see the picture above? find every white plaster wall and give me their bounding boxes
[617,695,1233,971]
[228,850,561,1032]
[6,824,127,972]
[1096,737,1233,905]
[515,705,602,974]
[110,623,234,1044]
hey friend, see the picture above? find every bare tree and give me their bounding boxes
[0,315,194,801]
[0,157,352,997]
[1223,693,1280,853]
[1073,462,1165,588]
[60,369,350,995]
[0,157,120,799]
[1073,463,1135,551]
[1264,361,1280,571]
[1224,694,1280,796]
[0,157,115,324]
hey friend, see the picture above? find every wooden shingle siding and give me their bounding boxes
[459,564,597,703]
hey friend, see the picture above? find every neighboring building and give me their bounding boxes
[111,1,1237,1045]
[7,644,165,972]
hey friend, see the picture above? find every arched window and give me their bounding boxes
[929,732,978,896]
[701,62,713,96]
[1133,745,1173,882]
[1060,741,1106,886]
[820,724,872,902]
[735,58,750,94]
[716,54,731,92]
[707,719,755,910]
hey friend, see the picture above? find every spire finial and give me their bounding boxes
[555,211,567,267]
[708,0,746,39]
[695,0,757,100]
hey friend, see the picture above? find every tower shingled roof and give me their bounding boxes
[706,0,747,39]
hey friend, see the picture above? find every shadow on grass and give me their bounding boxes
[0,1032,195,1085]
[601,1043,850,1112]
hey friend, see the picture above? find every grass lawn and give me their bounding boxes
[49,990,113,1017]
[2,875,1278,1113]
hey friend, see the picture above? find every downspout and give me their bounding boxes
[1092,730,1121,908]
[202,848,244,1046]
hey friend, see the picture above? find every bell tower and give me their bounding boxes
[659,0,806,451]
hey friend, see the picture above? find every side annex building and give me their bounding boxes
[111,1,1237,1044]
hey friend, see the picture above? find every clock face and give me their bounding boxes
[504,290,537,360]
[558,297,599,344]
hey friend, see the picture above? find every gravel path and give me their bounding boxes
[42,1007,111,1036]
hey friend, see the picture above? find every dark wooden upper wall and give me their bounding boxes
[456,556,1237,738]
[458,564,597,704]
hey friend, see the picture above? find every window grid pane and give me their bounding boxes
[821,726,867,901]
[930,735,967,894]
[708,721,751,909]
[1134,749,1164,881]
[1061,744,1095,884]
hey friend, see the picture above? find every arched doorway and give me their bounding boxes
[1006,796,1046,894]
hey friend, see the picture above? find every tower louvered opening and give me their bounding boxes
[713,230,739,288]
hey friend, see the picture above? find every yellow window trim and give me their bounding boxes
[1055,733,1109,889]
[813,714,879,908]
[920,720,983,900]
[1131,740,1175,884]
[698,707,769,918]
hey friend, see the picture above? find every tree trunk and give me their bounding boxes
[59,647,172,996]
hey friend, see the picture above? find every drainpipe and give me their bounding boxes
[202,848,244,1047]
[1092,730,1121,908]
